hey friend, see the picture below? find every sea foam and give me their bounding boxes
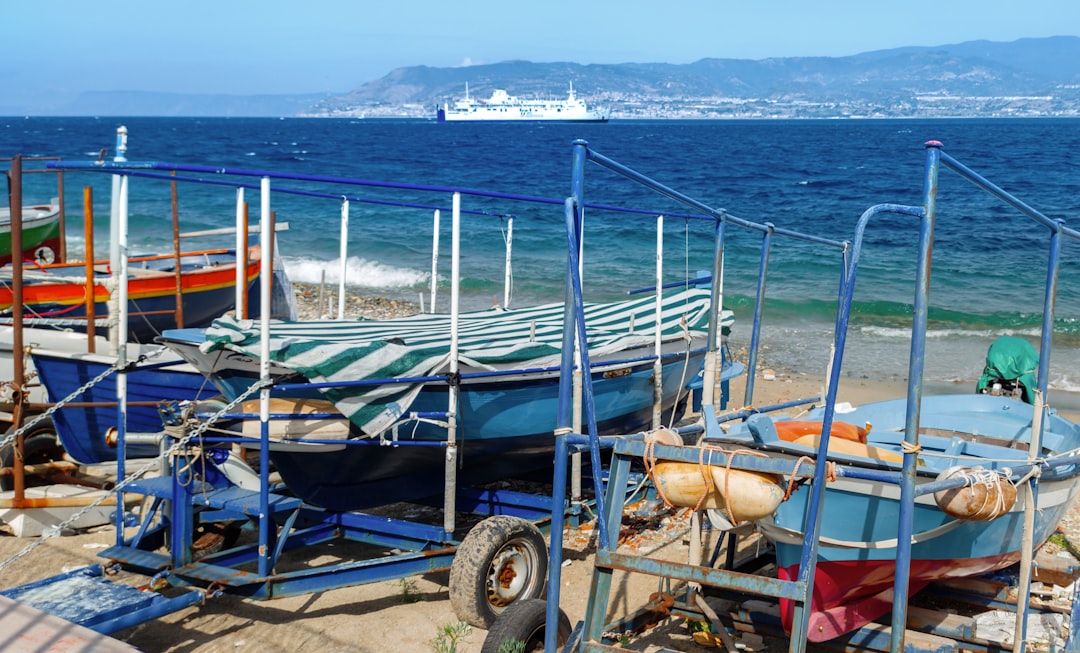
[282,255,430,289]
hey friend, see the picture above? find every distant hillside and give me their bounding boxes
[308,36,1080,119]
[18,36,1080,118]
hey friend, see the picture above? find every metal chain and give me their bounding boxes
[0,376,270,575]
[0,346,171,452]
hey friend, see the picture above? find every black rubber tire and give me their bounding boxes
[449,515,548,629]
[0,420,64,491]
[480,598,571,653]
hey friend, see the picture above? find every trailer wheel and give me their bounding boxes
[480,598,571,652]
[450,515,548,629]
[0,420,64,491]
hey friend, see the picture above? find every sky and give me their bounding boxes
[5,0,1080,103]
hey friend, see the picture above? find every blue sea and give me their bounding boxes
[3,116,1080,395]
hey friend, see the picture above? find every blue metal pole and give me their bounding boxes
[547,432,569,652]
[1035,223,1062,400]
[787,200,923,646]
[545,140,590,653]
[743,225,773,406]
[887,142,940,652]
[1012,221,1063,653]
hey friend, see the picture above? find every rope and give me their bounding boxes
[0,377,271,575]
[901,440,923,455]
[783,455,815,502]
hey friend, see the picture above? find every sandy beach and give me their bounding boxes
[2,289,1079,653]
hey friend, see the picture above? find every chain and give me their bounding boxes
[0,376,270,575]
[0,346,172,452]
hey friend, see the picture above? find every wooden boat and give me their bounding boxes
[708,394,1080,641]
[11,254,297,464]
[158,288,733,511]
[0,247,262,343]
[0,200,62,266]
[28,344,213,464]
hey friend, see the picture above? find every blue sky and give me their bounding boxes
[6,0,1079,102]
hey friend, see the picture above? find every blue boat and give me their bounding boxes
[159,289,732,511]
[30,345,213,464]
[708,393,1080,640]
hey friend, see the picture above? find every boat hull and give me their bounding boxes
[712,394,1080,641]
[771,470,1078,641]
[30,349,214,464]
[263,353,704,510]
[0,202,62,266]
[162,329,709,510]
[1,251,259,343]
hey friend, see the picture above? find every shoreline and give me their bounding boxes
[287,285,1080,422]
[291,282,420,321]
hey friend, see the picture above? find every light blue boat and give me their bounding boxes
[709,393,1080,640]
[159,289,733,510]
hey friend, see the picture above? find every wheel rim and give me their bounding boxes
[485,537,542,608]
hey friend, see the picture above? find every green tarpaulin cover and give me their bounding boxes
[976,335,1039,404]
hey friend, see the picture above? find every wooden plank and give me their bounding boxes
[1033,549,1080,587]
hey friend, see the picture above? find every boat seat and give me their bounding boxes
[943,437,966,456]
[746,414,780,444]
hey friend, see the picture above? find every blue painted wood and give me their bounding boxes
[0,565,203,635]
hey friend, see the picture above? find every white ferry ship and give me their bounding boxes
[436,83,609,122]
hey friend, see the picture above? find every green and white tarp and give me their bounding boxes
[201,287,729,435]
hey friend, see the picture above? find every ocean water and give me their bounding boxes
[3,116,1080,395]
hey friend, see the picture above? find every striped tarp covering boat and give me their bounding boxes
[201,288,728,435]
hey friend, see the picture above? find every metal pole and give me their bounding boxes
[444,192,461,534]
[338,198,349,319]
[652,214,664,428]
[702,219,726,410]
[503,216,513,308]
[258,176,272,578]
[56,167,66,263]
[107,127,126,356]
[546,140,591,653]
[235,187,245,317]
[114,172,130,543]
[1012,222,1063,653]
[9,156,24,501]
[743,225,773,405]
[83,187,97,352]
[430,209,440,313]
[171,174,184,328]
[887,142,942,653]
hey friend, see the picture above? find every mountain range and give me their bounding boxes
[30,36,1080,119]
